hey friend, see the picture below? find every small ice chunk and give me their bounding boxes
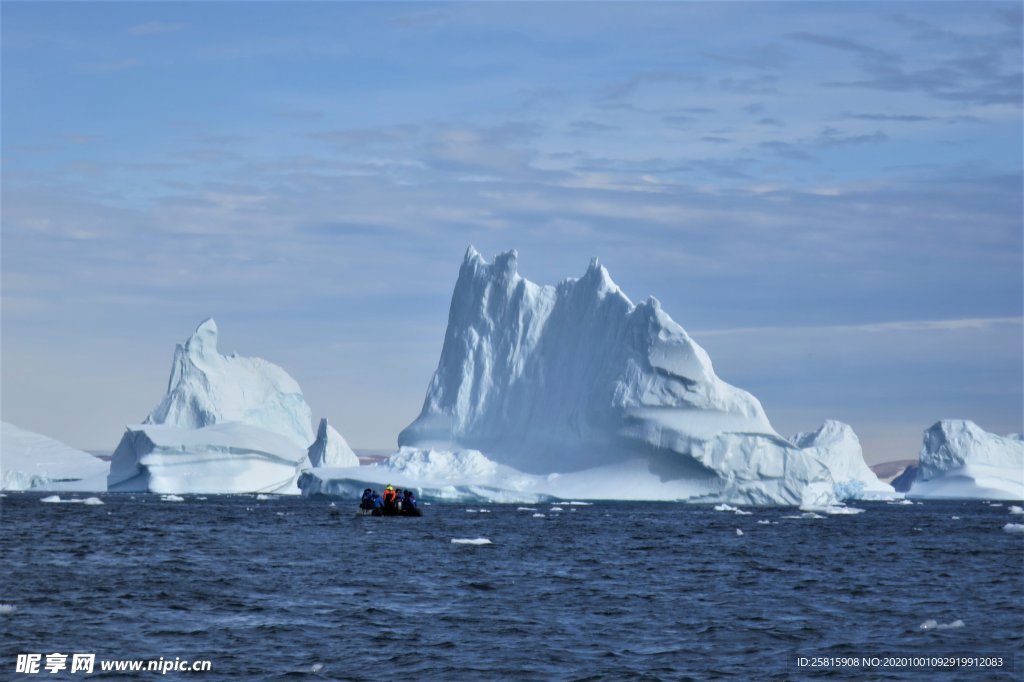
[951,516,960,520]
[920,619,965,630]
[714,503,737,512]
[990,503,1003,507]
[161,494,185,502]
[1003,523,1024,534]
[533,513,546,518]
[757,519,771,525]
[550,506,564,511]
[1009,505,1023,515]
[40,495,103,505]
[451,538,492,545]
[465,509,479,513]
[256,494,276,501]
[567,501,592,505]
[735,528,744,536]
[517,507,535,511]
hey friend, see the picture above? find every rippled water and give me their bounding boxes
[1,494,1021,680]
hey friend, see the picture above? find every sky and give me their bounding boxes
[2,1,1021,464]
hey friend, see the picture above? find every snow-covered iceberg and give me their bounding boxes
[107,318,341,494]
[1,422,108,491]
[307,418,358,468]
[907,420,1023,501]
[107,423,308,494]
[301,247,864,505]
[791,421,895,499]
[145,318,314,447]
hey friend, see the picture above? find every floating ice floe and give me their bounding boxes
[735,528,744,536]
[450,538,492,545]
[0,604,15,614]
[919,619,965,631]
[160,494,185,502]
[1002,523,1024,534]
[40,495,104,505]
[1009,506,1023,515]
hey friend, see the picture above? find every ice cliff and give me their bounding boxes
[1,422,108,491]
[107,423,308,494]
[906,420,1023,500]
[372,247,872,505]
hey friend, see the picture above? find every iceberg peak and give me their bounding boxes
[144,319,315,447]
[185,318,219,357]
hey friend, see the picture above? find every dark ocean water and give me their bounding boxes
[1,494,1021,681]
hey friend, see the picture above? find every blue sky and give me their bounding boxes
[2,2,1021,462]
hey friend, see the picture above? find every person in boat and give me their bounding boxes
[360,488,375,510]
[382,485,398,513]
[401,489,419,515]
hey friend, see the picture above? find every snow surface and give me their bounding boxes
[907,421,1023,501]
[379,248,872,505]
[107,423,308,495]
[307,418,358,468]
[144,318,315,447]
[1,422,108,491]
[791,421,895,499]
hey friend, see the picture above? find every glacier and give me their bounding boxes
[107,423,308,494]
[906,420,1023,501]
[304,247,878,506]
[1,422,108,492]
[107,318,347,494]
[307,418,358,468]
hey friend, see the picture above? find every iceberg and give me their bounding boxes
[307,418,358,468]
[303,247,864,505]
[906,421,1023,500]
[1,422,109,491]
[791,421,895,500]
[105,319,361,494]
[145,318,314,448]
[107,422,308,494]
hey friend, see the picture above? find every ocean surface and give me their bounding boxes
[1,494,1021,680]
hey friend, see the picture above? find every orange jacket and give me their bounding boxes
[382,489,397,504]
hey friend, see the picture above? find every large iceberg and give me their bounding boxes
[108,319,334,494]
[107,423,308,494]
[304,247,865,505]
[791,421,894,499]
[907,420,1023,500]
[1,422,108,491]
[145,318,314,447]
[307,417,358,468]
